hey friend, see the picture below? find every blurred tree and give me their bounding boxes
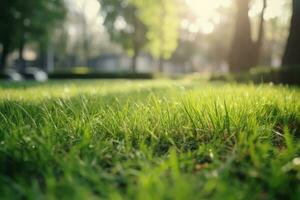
[99,0,179,72]
[0,0,19,71]
[51,25,70,69]
[282,0,300,67]
[252,0,267,67]
[132,0,179,72]
[228,0,266,72]
[70,0,103,67]
[99,0,148,72]
[0,0,66,72]
[53,0,119,70]
[171,37,195,72]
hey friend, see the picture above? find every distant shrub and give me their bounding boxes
[72,67,92,74]
[48,72,154,79]
[279,66,300,85]
[210,66,300,86]
[0,73,10,79]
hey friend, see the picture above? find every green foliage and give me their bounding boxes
[99,0,179,60]
[0,0,66,54]
[48,72,154,79]
[210,66,300,86]
[131,0,180,60]
[0,80,300,199]
[99,0,148,57]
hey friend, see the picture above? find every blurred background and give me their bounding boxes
[0,0,299,82]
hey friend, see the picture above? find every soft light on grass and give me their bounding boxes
[0,80,299,199]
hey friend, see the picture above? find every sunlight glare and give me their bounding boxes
[185,0,284,34]
[185,0,232,34]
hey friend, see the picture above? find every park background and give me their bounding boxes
[0,0,299,84]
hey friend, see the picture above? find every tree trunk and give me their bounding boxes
[47,42,55,73]
[18,36,26,74]
[38,47,47,71]
[228,0,254,72]
[82,17,90,66]
[252,0,267,67]
[158,1,166,74]
[132,49,138,72]
[0,42,10,72]
[158,56,164,73]
[282,0,300,67]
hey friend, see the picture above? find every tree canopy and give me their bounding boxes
[0,0,66,70]
[99,0,179,71]
[131,0,179,60]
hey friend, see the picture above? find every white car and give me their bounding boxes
[2,67,48,82]
[23,67,48,82]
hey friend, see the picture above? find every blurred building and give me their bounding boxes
[88,53,154,73]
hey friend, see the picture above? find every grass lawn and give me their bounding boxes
[0,79,299,199]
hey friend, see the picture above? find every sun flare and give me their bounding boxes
[184,0,286,34]
[184,0,232,34]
